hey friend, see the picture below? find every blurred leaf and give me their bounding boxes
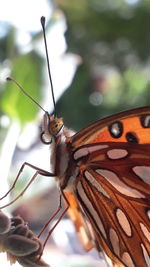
[56,64,94,131]
[1,52,43,125]
[55,0,150,132]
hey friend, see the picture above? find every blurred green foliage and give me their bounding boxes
[1,52,43,124]
[55,0,150,130]
[0,0,150,131]
[0,30,43,127]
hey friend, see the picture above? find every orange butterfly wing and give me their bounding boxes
[74,143,150,266]
[64,192,94,251]
[71,106,150,146]
[65,107,150,267]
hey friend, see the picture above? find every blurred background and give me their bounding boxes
[0,0,150,266]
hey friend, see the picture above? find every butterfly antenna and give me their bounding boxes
[6,77,47,114]
[41,16,56,117]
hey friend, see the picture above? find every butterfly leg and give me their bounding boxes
[38,190,70,259]
[0,162,56,209]
[38,194,63,239]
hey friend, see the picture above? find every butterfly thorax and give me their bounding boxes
[54,128,79,193]
[41,113,78,192]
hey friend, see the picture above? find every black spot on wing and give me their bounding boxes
[108,121,123,138]
[126,132,139,143]
[140,114,150,128]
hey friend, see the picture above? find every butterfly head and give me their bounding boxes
[40,112,64,144]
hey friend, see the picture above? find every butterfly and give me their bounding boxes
[3,17,150,267]
[39,106,150,267]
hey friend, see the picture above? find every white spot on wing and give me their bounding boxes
[109,228,120,256]
[107,149,128,160]
[64,167,79,192]
[96,169,145,198]
[133,166,150,185]
[74,144,108,160]
[144,115,150,127]
[122,252,135,267]
[111,122,121,136]
[140,223,150,242]
[85,171,110,199]
[116,209,132,237]
[77,182,107,239]
[141,243,150,266]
